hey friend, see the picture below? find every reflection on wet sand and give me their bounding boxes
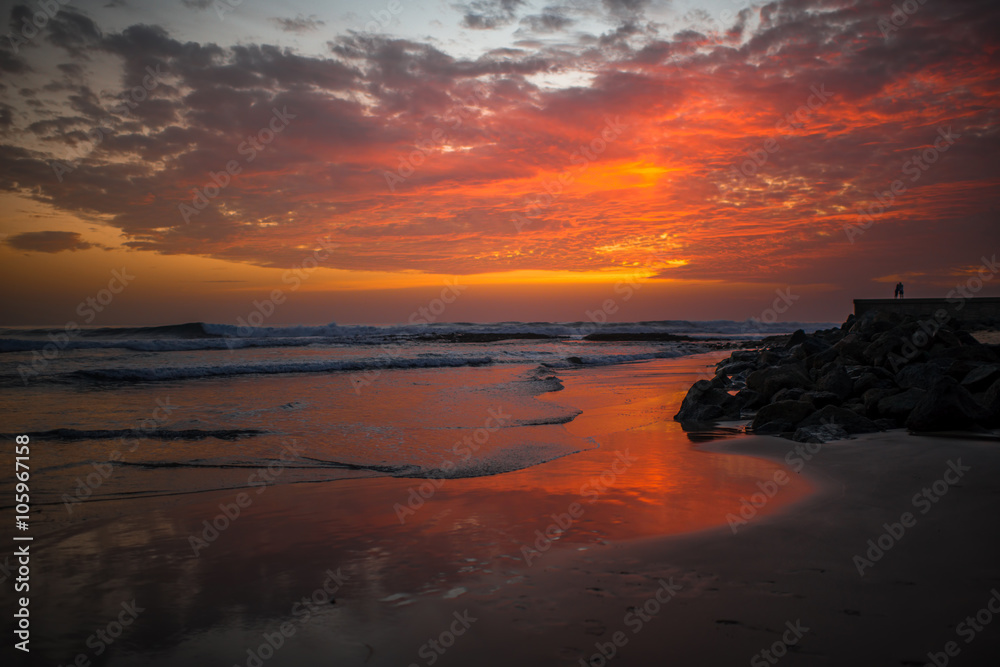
[19,353,813,665]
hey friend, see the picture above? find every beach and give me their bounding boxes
[4,345,999,666]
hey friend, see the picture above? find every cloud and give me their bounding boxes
[519,11,575,33]
[270,15,326,34]
[458,0,526,30]
[0,0,996,292]
[5,231,95,253]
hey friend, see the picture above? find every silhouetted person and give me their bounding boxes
[894,282,904,299]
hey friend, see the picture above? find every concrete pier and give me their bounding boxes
[853,297,1000,325]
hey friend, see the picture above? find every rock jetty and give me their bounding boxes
[674,310,1000,442]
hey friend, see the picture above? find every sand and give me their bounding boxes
[447,432,1000,666]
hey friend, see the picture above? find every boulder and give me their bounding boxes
[802,390,842,408]
[981,378,1000,427]
[831,333,867,364]
[905,377,986,432]
[750,400,816,434]
[863,387,900,418]
[746,364,811,400]
[895,362,945,390]
[876,388,927,421]
[773,387,806,403]
[735,388,764,411]
[729,350,760,363]
[816,364,853,401]
[853,372,895,396]
[797,405,881,434]
[674,379,741,423]
[785,329,808,348]
[961,364,1000,393]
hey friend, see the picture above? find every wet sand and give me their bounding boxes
[7,353,1000,666]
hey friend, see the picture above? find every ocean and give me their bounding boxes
[0,319,828,665]
[0,318,831,521]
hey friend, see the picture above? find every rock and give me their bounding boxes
[790,336,834,364]
[718,360,756,377]
[961,364,1000,393]
[802,390,842,408]
[955,330,983,347]
[852,372,895,396]
[831,333,867,364]
[773,387,806,403]
[750,400,816,434]
[729,350,760,363]
[905,377,986,432]
[981,378,1000,427]
[816,365,853,401]
[895,362,945,390]
[863,329,913,368]
[735,388,764,411]
[793,423,851,443]
[674,380,741,423]
[863,387,900,418]
[876,388,927,421]
[797,405,881,434]
[874,418,899,431]
[843,400,868,417]
[746,364,811,400]
[785,329,807,348]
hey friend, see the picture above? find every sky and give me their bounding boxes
[0,0,998,325]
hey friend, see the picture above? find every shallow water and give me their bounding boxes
[0,353,813,665]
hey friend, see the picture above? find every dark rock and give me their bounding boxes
[905,377,986,432]
[852,372,895,396]
[863,328,915,368]
[735,388,764,412]
[961,364,1000,393]
[955,330,982,347]
[981,378,1000,427]
[843,400,868,417]
[831,333,867,364]
[797,405,881,434]
[719,360,756,377]
[773,387,806,403]
[863,387,899,418]
[674,380,741,423]
[785,329,807,348]
[874,418,900,431]
[758,349,788,366]
[895,363,944,390]
[750,400,816,434]
[816,365,853,401]
[802,390,842,408]
[746,364,811,400]
[877,388,927,421]
[927,344,998,363]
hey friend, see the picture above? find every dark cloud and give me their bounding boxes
[5,231,94,253]
[519,12,575,33]
[270,15,326,33]
[459,0,526,30]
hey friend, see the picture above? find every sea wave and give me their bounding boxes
[0,318,838,353]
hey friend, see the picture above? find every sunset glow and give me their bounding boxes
[1,0,998,324]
